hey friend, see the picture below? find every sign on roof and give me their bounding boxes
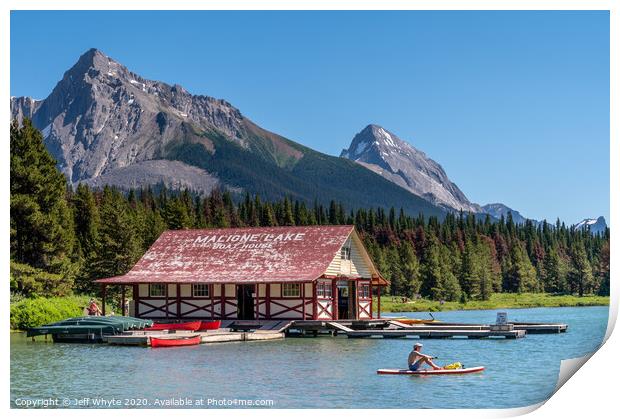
[97,226,357,284]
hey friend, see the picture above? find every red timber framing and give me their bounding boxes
[96,226,389,321]
[104,279,386,321]
[261,282,312,320]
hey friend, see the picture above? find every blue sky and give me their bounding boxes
[10,11,609,225]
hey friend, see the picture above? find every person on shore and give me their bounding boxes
[408,343,441,371]
[87,298,102,316]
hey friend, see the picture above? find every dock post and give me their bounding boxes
[101,284,107,316]
[121,286,126,316]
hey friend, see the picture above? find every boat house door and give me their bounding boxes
[337,281,357,320]
[237,284,255,320]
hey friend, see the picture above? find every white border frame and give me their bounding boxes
[2,2,616,419]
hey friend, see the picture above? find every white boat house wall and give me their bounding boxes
[96,226,388,321]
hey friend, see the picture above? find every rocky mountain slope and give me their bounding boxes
[481,203,529,225]
[574,216,608,235]
[340,124,481,213]
[10,48,445,218]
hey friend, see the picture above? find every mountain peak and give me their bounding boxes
[481,203,529,224]
[70,48,112,73]
[341,125,480,213]
[9,51,449,219]
[574,216,607,234]
[10,48,295,185]
[340,124,410,162]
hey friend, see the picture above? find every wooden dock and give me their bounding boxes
[85,317,567,346]
[346,328,526,339]
[512,322,567,333]
[385,320,567,335]
[104,330,283,346]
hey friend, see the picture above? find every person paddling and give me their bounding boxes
[408,343,441,371]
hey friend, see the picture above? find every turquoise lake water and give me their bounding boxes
[10,306,609,409]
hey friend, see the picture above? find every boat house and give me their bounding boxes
[96,226,388,321]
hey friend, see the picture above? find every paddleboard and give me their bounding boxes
[377,366,485,375]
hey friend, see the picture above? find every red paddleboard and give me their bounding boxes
[377,366,485,375]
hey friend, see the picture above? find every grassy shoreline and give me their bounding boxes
[374,293,609,313]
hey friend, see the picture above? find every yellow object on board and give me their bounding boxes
[443,362,462,370]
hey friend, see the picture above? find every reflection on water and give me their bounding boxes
[11,306,608,408]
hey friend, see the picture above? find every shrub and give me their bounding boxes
[10,296,91,330]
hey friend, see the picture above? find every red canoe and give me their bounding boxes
[150,335,201,348]
[198,320,221,331]
[144,320,202,331]
[377,366,485,375]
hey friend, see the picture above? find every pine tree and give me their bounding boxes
[72,184,100,293]
[399,241,421,297]
[281,196,295,226]
[597,242,610,296]
[504,242,538,293]
[162,197,191,229]
[10,119,76,295]
[91,187,141,279]
[143,209,166,248]
[460,240,480,298]
[542,248,566,293]
[261,203,276,227]
[568,240,594,296]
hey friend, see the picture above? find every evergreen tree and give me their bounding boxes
[163,197,191,229]
[460,240,480,298]
[10,119,76,295]
[71,184,101,293]
[281,196,295,226]
[399,241,421,297]
[542,248,567,293]
[568,240,594,296]
[504,243,538,293]
[597,242,610,296]
[91,187,141,279]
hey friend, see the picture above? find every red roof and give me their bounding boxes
[96,225,357,284]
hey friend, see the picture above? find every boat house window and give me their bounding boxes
[282,283,301,297]
[359,284,370,299]
[318,282,332,298]
[192,284,210,297]
[341,246,351,260]
[149,284,165,297]
[324,283,333,298]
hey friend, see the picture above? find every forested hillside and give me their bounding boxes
[10,119,610,302]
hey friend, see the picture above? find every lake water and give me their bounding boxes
[10,306,608,409]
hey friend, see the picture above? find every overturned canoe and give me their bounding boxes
[144,320,202,331]
[198,320,221,330]
[150,335,201,348]
[377,366,485,375]
[27,316,153,341]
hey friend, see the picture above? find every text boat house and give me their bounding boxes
[96,226,388,321]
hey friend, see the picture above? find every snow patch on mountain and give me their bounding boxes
[340,124,481,213]
[574,216,607,234]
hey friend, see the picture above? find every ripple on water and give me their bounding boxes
[11,306,608,409]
